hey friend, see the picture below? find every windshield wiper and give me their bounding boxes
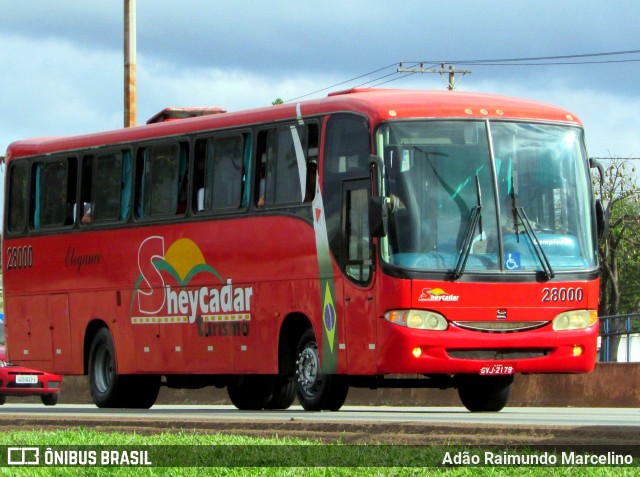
[510,194,555,280]
[451,176,483,280]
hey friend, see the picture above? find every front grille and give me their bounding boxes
[447,349,552,360]
[453,321,547,333]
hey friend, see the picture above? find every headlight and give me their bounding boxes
[552,310,598,331]
[0,361,5,368]
[384,310,448,330]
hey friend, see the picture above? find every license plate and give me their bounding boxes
[15,375,38,384]
[480,364,514,375]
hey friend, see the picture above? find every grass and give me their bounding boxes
[0,430,637,476]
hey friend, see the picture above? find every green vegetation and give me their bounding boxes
[0,430,636,476]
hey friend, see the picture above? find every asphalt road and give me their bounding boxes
[1,405,639,445]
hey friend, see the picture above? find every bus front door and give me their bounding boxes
[341,181,377,374]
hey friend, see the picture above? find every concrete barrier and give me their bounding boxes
[48,362,640,408]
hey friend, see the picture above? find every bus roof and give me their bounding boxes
[5,88,582,161]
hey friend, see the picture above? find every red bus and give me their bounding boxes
[2,89,603,412]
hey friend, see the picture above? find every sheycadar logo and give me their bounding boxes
[131,236,253,327]
[418,288,460,302]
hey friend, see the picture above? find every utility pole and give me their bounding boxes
[397,63,472,90]
[124,0,137,127]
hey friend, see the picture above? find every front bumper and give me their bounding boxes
[376,319,598,375]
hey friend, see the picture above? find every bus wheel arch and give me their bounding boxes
[263,313,313,410]
[83,319,110,375]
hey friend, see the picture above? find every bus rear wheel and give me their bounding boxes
[265,375,296,410]
[227,375,275,410]
[88,328,159,408]
[295,329,348,412]
[457,374,514,412]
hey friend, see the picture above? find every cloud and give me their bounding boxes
[1,0,638,159]
[469,79,640,158]
[0,34,121,149]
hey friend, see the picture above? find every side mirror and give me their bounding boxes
[369,196,388,238]
[589,158,610,240]
[596,199,611,240]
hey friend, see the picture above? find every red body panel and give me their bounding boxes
[3,216,324,375]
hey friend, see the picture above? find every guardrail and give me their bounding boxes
[599,314,640,362]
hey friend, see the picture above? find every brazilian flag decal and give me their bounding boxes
[312,174,338,373]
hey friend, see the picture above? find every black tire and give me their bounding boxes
[0,395,6,405]
[295,329,348,412]
[227,375,275,410]
[89,328,121,408]
[265,375,296,410]
[88,327,160,409]
[41,393,59,406]
[457,374,514,412]
[122,375,161,409]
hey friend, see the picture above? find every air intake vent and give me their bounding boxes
[147,107,226,124]
[453,321,547,333]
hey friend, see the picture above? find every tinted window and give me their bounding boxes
[81,150,132,224]
[194,134,248,213]
[136,142,188,218]
[256,123,318,207]
[7,162,29,233]
[32,157,77,229]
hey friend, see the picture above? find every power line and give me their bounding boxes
[284,49,639,102]
[284,63,398,102]
[592,157,640,161]
[416,49,640,65]
[446,59,640,67]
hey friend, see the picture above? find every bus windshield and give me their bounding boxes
[377,120,597,275]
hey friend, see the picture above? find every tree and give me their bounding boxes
[597,159,640,317]
[595,159,640,360]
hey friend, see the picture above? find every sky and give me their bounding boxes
[0,0,638,162]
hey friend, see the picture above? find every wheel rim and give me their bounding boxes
[296,341,323,398]
[94,344,114,393]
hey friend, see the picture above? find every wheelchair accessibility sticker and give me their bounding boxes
[505,253,521,271]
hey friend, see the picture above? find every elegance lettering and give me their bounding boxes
[65,247,101,272]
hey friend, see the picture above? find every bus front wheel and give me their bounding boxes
[457,374,514,412]
[295,329,348,411]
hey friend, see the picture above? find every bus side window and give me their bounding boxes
[136,142,188,218]
[80,155,93,224]
[304,123,319,203]
[344,185,372,283]
[31,156,77,229]
[81,150,132,225]
[254,130,271,207]
[255,123,317,207]
[7,161,30,234]
[210,135,245,211]
[193,134,247,213]
[193,139,207,213]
